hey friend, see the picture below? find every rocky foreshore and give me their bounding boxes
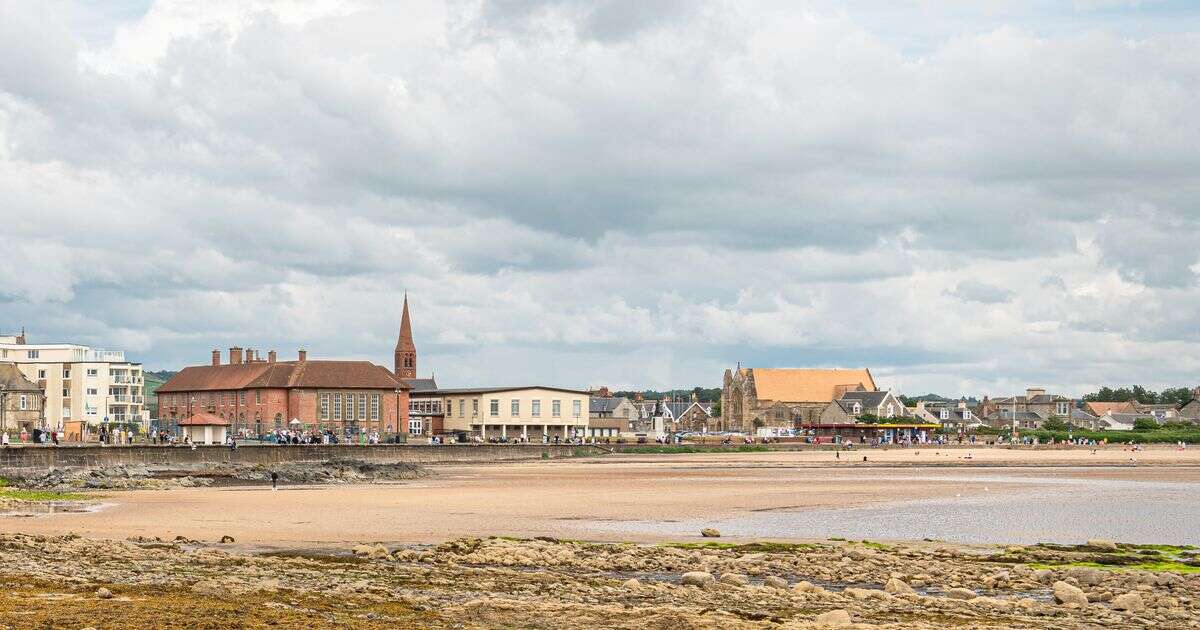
[3,459,428,490]
[0,532,1195,628]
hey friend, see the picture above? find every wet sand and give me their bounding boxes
[5,447,1199,547]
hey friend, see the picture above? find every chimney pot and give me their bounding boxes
[212,349,221,367]
[268,350,277,363]
[298,349,307,362]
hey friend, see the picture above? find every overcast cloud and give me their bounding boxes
[1,0,1198,397]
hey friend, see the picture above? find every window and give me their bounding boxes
[27,350,39,359]
[409,418,423,434]
[964,410,973,420]
[333,393,342,420]
[343,395,353,421]
[86,388,97,396]
[239,391,246,404]
[358,394,367,421]
[63,368,70,379]
[532,400,541,417]
[62,388,68,397]
[87,368,98,377]
[472,399,478,416]
[1056,402,1069,415]
[371,394,380,420]
[940,409,950,421]
[19,395,27,410]
[62,407,71,418]
[490,399,500,417]
[886,403,895,418]
[572,400,582,418]
[511,399,520,416]
[459,399,466,417]
[552,400,561,417]
[37,369,46,379]
[852,403,862,415]
[255,390,262,404]
[320,393,330,420]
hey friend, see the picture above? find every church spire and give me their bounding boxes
[394,293,417,379]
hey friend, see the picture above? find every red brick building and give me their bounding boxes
[158,305,419,441]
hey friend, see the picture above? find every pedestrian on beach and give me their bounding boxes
[271,471,279,491]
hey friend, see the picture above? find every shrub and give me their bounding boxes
[1133,418,1160,432]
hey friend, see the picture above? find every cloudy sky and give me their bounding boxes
[2,0,1199,397]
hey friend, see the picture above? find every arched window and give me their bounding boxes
[852,403,862,415]
[886,403,895,418]
[274,413,283,430]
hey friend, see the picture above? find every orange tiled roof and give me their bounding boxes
[1084,401,1136,416]
[159,360,403,393]
[177,412,230,426]
[751,368,877,403]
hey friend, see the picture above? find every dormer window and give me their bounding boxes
[852,402,862,415]
[940,409,950,421]
[964,410,972,420]
[886,403,895,418]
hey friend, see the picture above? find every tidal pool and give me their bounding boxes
[588,471,1200,546]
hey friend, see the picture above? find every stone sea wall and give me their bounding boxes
[0,443,603,472]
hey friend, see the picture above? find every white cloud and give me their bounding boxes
[1,0,1198,396]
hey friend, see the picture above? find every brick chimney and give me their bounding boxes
[229,347,243,365]
[268,350,276,363]
[211,349,221,366]
[298,348,307,362]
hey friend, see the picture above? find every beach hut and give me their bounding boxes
[178,413,230,445]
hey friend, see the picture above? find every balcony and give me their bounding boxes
[72,349,125,362]
[110,395,144,404]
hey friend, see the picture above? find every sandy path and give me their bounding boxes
[5,447,1199,547]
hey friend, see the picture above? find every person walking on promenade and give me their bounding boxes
[1,432,8,447]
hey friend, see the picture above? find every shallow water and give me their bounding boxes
[588,471,1200,545]
[0,501,106,517]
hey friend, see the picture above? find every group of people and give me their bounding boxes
[1,427,61,446]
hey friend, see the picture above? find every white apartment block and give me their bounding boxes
[0,333,147,431]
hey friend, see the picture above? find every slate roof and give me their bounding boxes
[590,397,628,414]
[838,390,890,408]
[159,360,404,393]
[402,377,439,393]
[0,362,40,391]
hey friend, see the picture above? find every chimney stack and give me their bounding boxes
[229,347,243,365]
[268,350,277,363]
[211,349,221,366]
[298,348,307,362]
[247,349,256,363]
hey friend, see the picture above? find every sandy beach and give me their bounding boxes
[6,446,1199,547]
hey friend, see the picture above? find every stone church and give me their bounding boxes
[721,367,877,433]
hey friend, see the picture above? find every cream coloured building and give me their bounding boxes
[438,386,589,441]
[0,333,147,435]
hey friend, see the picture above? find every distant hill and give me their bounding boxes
[144,370,177,383]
